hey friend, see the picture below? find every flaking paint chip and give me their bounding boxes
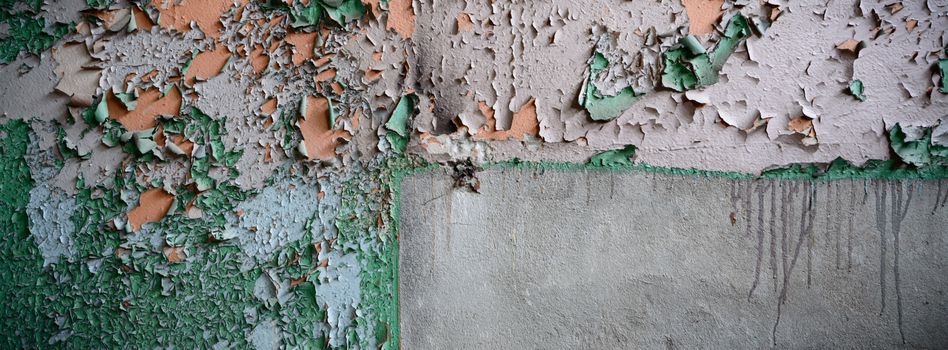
[836,39,861,54]
[298,95,350,160]
[456,12,473,33]
[185,44,231,84]
[107,87,183,131]
[127,188,175,232]
[474,98,539,141]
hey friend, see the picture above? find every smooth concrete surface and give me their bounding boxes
[399,169,948,349]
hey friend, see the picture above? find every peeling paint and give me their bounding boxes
[1,0,947,347]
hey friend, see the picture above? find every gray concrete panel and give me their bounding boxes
[400,169,948,349]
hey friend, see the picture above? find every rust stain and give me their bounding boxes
[386,0,415,39]
[107,87,183,131]
[299,95,351,160]
[681,0,724,36]
[475,98,539,141]
[152,0,238,39]
[127,188,175,232]
[286,31,318,65]
[185,44,231,84]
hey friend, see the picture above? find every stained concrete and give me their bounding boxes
[399,169,948,349]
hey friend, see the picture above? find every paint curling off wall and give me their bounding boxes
[0,0,945,348]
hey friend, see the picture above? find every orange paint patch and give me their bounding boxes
[315,68,336,82]
[681,0,724,36]
[330,82,344,95]
[249,45,270,73]
[152,0,236,39]
[475,98,539,141]
[788,115,814,134]
[364,0,381,18]
[107,87,182,131]
[163,246,186,263]
[371,51,383,62]
[127,188,174,232]
[456,12,473,33]
[905,19,917,32]
[140,70,159,83]
[171,135,194,156]
[364,68,382,82]
[185,44,231,84]
[351,108,361,129]
[299,95,351,160]
[313,53,334,67]
[386,0,415,39]
[836,39,859,52]
[132,6,155,30]
[286,31,318,65]
[154,125,166,146]
[260,98,277,115]
[88,9,117,24]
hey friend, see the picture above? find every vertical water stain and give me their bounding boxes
[831,181,843,270]
[889,180,914,344]
[933,179,948,214]
[748,180,771,300]
[737,178,927,345]
[847,179,856,270]
[743,180,754,238]
[874,180,889,315]
[805,182,817,288]
[772,181,816,345]
[933,180,942,214]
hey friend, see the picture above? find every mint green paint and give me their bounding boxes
[849,80,865,101]
[0,0,73,63]
[580,52,642,121]
[588,145,636,167]
[888,123,947,168]
[938,58,947,94]
[386,95,415,153]
[661,14,751,92]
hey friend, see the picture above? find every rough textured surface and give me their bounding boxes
[401,169,948,349]
[0,0,946,347]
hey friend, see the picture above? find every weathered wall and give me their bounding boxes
[0,0,945,348]
[401,169,948,348]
